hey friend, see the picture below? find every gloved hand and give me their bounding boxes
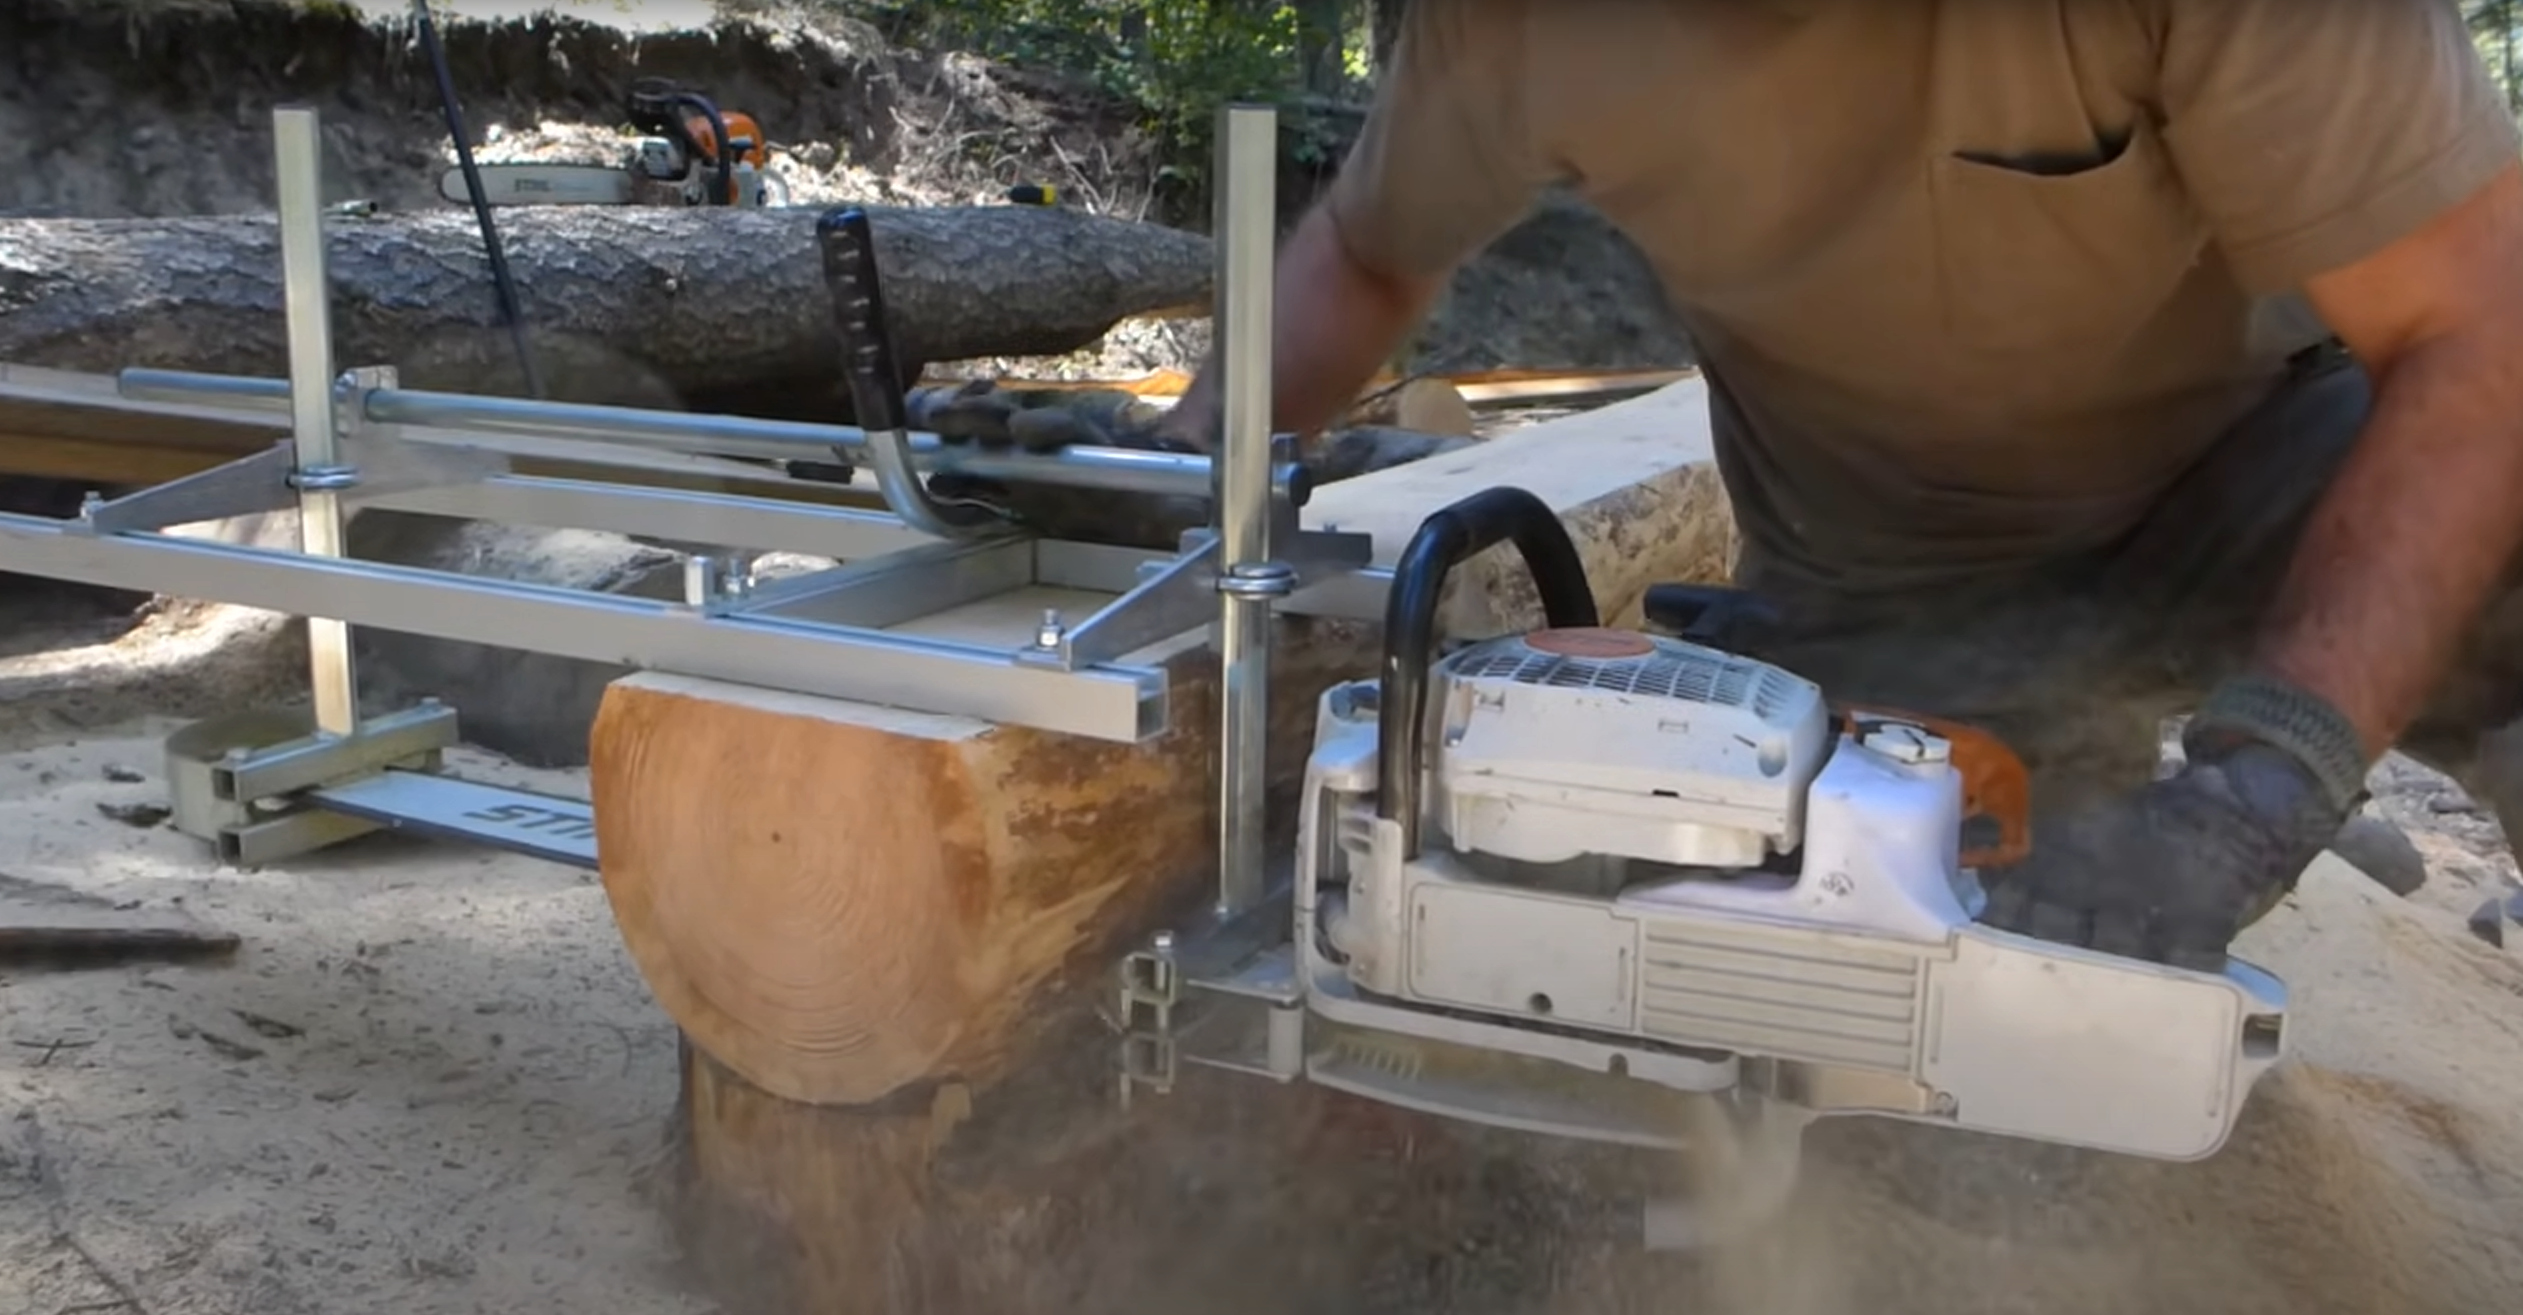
[1980,678,2363,972]
[903,378,1211,551]
[905,378,1200,454]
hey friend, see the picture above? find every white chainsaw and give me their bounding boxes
[1122,484,2289,1246]
[438,79,786,210]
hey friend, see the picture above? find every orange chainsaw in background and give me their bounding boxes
[437,78,785,209]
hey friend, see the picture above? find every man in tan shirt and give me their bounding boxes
[944,0,2523,972]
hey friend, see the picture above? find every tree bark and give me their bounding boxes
[0,205,1215,410]
[1296,0,1348,93]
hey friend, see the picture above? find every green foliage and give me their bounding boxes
[866,0,1364,181]
[1113,0,1309,162]
[2468,0,2523,118]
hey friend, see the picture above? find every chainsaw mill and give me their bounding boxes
[0,100,2290,1250]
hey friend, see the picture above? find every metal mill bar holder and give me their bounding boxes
[116,367,1305,505]
[273,105,361,737]
[1211,103,1287,919]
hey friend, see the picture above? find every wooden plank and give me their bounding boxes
[1302,376,1733,632]
[0,875,240,965]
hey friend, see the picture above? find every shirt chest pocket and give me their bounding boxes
[1929,120,2207,357]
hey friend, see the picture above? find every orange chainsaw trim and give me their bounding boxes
[686,110,770,203]
[1835,705,2033,870]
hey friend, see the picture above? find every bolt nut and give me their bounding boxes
[1034,608,1067,650]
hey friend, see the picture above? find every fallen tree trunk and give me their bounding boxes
[588,379,1734,1313]
[0,205,1215,409]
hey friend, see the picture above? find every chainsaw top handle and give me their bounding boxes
[1379,487,1599,860]
[626,78,737,206]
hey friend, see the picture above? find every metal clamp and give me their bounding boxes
[287,464,360,493]
[1218,560,1296,600]
[678,552,757,614]
[1116,929,1183,1107]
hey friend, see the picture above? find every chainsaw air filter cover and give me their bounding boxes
[1429,627,1832,869]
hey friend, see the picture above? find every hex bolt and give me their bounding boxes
[1035,608,1067,651]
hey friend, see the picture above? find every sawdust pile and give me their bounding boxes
[1633,855,2523,1315]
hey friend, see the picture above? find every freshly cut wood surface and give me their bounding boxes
[1302,375,1736,633]
[590,620,1378,1107]
[1003,364,1692,408]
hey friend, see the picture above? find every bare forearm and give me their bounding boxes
[2254,333,2523,756]
[1166,204,1440,449]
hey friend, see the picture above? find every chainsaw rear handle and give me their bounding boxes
[1379,486,1600,860]
[628,78,736,206]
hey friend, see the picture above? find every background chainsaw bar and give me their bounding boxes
[438,165,636,207]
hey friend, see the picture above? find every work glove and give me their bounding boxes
[1979,674,2366,972]
[904,378,1209,551]
[905,378,1199,454]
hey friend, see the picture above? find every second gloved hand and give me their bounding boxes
[1979,730,2347,972]
[905,378,1196,454]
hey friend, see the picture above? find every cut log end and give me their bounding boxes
[591,620,1382,1107]
[594,677,999,1105]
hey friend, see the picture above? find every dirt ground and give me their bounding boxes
[6,582,2523,1315]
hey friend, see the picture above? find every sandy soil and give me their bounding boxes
[0,598,711,1315]
[4,582,2523,1315]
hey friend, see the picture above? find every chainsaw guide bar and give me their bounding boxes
[438,165,637,207]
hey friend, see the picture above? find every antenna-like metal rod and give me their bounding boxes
[1212,103,1284,917]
